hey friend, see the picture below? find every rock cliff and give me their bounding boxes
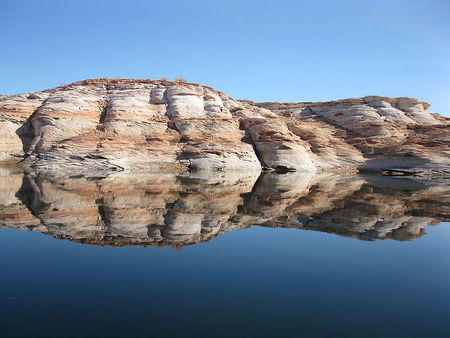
[0,78,448,175]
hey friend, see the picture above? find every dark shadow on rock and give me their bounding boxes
[15,110,38,155]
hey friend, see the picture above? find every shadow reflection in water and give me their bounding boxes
[0,168,448,247]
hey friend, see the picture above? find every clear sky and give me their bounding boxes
[1,0,449,115]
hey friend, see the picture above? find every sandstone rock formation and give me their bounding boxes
[0,78,448,175]
[0,169,448,246]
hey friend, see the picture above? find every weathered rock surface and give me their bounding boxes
[0,169,448,246]
[0,78,448,175]
[255,97,449,175]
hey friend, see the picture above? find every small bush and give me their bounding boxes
[159,77,169,81]
[175,76,187,83]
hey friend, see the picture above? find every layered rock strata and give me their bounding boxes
[0,169,448,246]
[0,78,448,174]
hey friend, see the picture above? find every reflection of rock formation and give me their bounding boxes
[0,169,448,246]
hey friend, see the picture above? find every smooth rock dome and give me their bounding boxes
[0,78,448,175]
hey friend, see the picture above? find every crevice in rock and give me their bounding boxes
[167,120,183,139]
[96,96,109,131]
[161,90,191,166]
[238,119,267,169]
[275,165,296,173]
[162,90,181,135]
[15,99,47,156]
[168,120,190,165]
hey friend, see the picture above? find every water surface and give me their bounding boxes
[0,169,449,337]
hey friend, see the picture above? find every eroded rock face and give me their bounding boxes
[255,96,449,175]
[0,169,448,246]
[0,92,50,163]
[0,79,448,174]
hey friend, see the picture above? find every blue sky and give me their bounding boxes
[1,0,449,115]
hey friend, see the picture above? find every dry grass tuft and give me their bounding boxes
[175,76,187,83]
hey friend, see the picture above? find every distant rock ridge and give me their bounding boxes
[0,78,448,175]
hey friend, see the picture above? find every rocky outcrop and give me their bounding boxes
[0,78,448,175]
[255,97,449,175]
[0,169,448,246]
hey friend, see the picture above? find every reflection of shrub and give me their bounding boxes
[175,76,187,83]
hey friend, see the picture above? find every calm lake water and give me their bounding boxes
[0,169,449,337]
